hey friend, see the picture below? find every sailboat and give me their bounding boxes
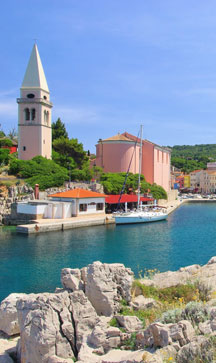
[114,126,168,225]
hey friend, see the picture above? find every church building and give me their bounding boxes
[17,44,52,160]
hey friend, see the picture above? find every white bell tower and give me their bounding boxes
[17,44,52,160]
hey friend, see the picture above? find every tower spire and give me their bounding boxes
[21,44,49,92]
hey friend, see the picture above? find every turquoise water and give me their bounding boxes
[0,202,216,302]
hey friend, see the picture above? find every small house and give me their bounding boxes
[48,188,106,217]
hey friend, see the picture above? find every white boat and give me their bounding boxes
[114,125,168,225]
[115,207,168,224]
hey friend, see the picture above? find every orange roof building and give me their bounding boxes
[48,188,106,217]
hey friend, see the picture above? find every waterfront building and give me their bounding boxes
[48,188,106,217]
[190,170,201,191]
[17,44,52,160]
[93,132,171,192]
[200,170,216,194]
[207,162,216,171]
[184,175,191,188]
[176,176,184,189]
[16,188,106,219]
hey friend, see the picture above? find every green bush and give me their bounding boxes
[0,149,10,166]
[9,156,68,190]
[0,138,13,147]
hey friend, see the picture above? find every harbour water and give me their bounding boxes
[0,202,216,302]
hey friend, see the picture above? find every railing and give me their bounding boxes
[17,98,53,106]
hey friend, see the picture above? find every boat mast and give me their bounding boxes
[137,125,143,209]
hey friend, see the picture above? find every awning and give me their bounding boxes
[105,194,154,204]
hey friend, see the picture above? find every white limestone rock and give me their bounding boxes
[148,323,172,348]
[85,261,134,316]
[130,295,159,311]
[48,356,74,363]
[69,290,99,351]
[207,256,216,265]
[199,320,212,335]
[87,317,121,353]
[116,315,143,332]
[0,293,28,336]
[176,336,213,363]
[16,291,75,363]
[140,257,216,291]
[61,268,84,291]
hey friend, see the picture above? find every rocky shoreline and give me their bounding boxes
[0,258,216,363]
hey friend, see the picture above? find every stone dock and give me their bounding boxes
[16,197,216,234]
[16,214,115,234]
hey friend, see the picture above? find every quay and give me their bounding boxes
[16,197,216,234]
[16,214,115,234]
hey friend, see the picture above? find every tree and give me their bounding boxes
[52,137,88,169]
[92,166,103,181]
[8,128,17,140]
[0,149,10,166]
[0,138,13,147]
[150,184,167,200]
[52,118,68,141]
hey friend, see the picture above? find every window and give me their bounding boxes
[27,93,35,99]
[43,95,47,100]
[31,108,36,121]
[24,108,30,121]
[43,140,45,144]
[96,203,104,211]
[23,146,26,151]
[44,110,49,125]
[79,204,87,212]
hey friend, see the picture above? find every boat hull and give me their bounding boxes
[115,213,168,224]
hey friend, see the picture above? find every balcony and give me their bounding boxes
[17,98,53,107]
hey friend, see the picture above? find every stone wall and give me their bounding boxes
[0,185,35,225]
[0,182,104,225]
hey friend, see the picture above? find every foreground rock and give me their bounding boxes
[1,258,216,362]
[140,256,216,291]
[0,293,28,336]
[16,290,99,362]
[62,261,134,316]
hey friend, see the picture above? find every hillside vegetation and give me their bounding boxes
[169,144,216,173]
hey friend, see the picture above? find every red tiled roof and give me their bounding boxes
[105,194,154,204]
[49,188,107,199]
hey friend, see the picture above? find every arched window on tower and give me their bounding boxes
[31,108,36,121]
[44,110,49,125]
[24,108,30,121]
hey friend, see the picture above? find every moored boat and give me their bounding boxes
[114,125,168,225]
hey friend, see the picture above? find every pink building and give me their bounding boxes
[94,132,171,192]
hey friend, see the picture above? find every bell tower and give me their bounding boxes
[17,44,52,160]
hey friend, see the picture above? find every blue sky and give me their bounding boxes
[1,1,216,152]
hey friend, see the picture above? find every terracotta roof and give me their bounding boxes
[49,188,107,199]
[103,134,132,142]
[105,194,154,204]
[122,132,171,152]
